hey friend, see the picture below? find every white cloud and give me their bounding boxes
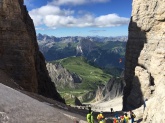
[35,27,45,31]
[94,14,129,27]
[29,5,74,16]
[50,0,110,5]
[29,5,74,26]
[29,3,129,29]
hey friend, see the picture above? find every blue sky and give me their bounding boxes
[24,0,132,37]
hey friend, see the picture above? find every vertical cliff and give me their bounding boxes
[46,62,79,89]
[0,0,64,103]
[123,0,165,122]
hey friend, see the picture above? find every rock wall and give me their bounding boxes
[0,0,64,103]
[123,0,165,122]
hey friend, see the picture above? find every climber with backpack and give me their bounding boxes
[130,110,136,123]
[87,110,94,123]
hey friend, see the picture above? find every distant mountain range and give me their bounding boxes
[37,34,127,104]
[37,33,128,43]
[37,34,127,76]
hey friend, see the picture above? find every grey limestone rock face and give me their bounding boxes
[95,77,125,102]
[123,0,165,122]
[0,0,64,103]
[46,62,82,89]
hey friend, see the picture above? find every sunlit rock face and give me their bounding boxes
[123,0,165,122]
[46,63,82,89]
[0,0,64,103]
[95,78,125,102]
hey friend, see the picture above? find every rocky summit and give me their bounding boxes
[123,0,165,122]
[0,0,64,103]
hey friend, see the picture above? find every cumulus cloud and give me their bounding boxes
[94,14,129,27]
[50,0,110,6]
[29,5,74,26]
[29,4,129,29]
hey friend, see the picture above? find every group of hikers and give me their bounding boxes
[113,111,136,123]
[86,110,136,123]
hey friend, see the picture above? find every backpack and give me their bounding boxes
[87,113,91,121]
[132,113,136,118]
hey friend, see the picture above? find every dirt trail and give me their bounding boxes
[91,96,123,112]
